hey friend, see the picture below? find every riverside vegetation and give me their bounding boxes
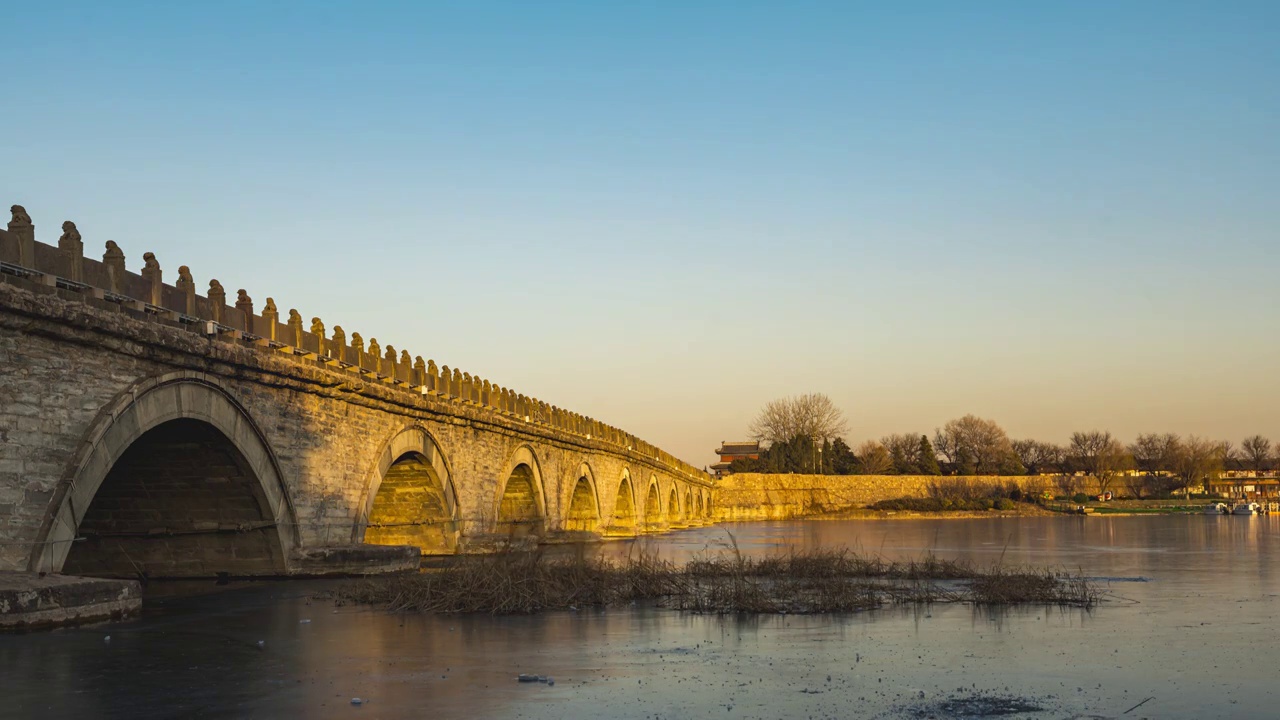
[330,545,1101,614]
[739,395,1274,499]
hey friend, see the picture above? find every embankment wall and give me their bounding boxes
[713,473,1110,521]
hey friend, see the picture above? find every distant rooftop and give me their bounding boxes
[716,441,759,454]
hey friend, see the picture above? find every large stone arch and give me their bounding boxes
[643,475,664,531]
[355,424,459,554]
[608,467,638,536]
[562,461,601,533]
[667,484,682,526]
[32,372,297,575]
[494,444,547,535]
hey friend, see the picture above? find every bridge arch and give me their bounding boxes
[684,489,693,524]
[495,445,546,536]
[357,425,459,555]
[608,468,638,536]
[33,372,297,576]
[667,485,681,526]
[644,475,664,531]
[563,461,601,533]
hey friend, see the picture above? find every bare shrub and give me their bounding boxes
[330,547,1101,614]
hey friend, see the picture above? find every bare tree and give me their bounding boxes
[934,415,1017,475]
[881,433,921,474]
[932,427,961,467]
[1068,430,1132,495]
[1129,433,1180,474]
[1241,435,1272,472]
[1171,435,1225,495]
[1123,473,1150,500]
[1012,439,1064,475]
[855,440,893,475]
[1219,440,1241,472]
[749,397,797,447]
[1128,433,1181,499]
[749,393,849,448]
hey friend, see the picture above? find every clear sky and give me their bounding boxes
[6,1,1278,467]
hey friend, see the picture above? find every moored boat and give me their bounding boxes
[1231,502,1259,516]
[1203,503,1227,515]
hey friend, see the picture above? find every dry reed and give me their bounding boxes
[329,545,1101,615]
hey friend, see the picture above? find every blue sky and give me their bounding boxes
[6,1,1278,465]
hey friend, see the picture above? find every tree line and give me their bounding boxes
[730,396,1275,497]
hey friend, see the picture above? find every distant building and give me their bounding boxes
[712,441,760,478]
[1208,476,1280,500]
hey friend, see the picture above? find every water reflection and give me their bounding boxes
[4,516,1279,719]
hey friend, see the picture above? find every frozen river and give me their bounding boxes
[4,515,1278,719]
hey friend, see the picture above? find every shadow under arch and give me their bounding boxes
[608,468,638,537]
[563,461,601,533]
[356,424,459,555]
[33,372,298,576]
[495,445,547,537]
[644,476,664,531]
[667,485,682,526]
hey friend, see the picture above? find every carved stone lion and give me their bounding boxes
[59,221,82,252]
[9,205,32,229]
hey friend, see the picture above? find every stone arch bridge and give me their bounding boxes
[0,205,714,579]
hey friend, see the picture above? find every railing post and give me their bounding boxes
[287,310,304,347]
[8,205,34,268]
[208,280,226,323]
[383,346,398,380]
[58,221,84,283]
[351,332,366,368]
[141,252,162,305]
[103,241,126,293]
[235,290,254,332]
[332,325,347,361]
[413,356,426,388]
[426,360,439,394]
[310,317,326,357]
[262,298,279,341]
[399,350,412,384]
[176,266,196,315]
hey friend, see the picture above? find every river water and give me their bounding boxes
[3,515,1278,719]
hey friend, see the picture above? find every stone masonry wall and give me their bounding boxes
[0,205,704,482]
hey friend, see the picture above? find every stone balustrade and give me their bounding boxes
[0,204,708,484]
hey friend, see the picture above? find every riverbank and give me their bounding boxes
[829,505,1060,520]
[0,572,140,631]
[712,472,1221,521]
[812,502,1205,520]
[713,472,1089,522]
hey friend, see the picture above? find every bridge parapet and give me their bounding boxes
[0,203,709,486]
